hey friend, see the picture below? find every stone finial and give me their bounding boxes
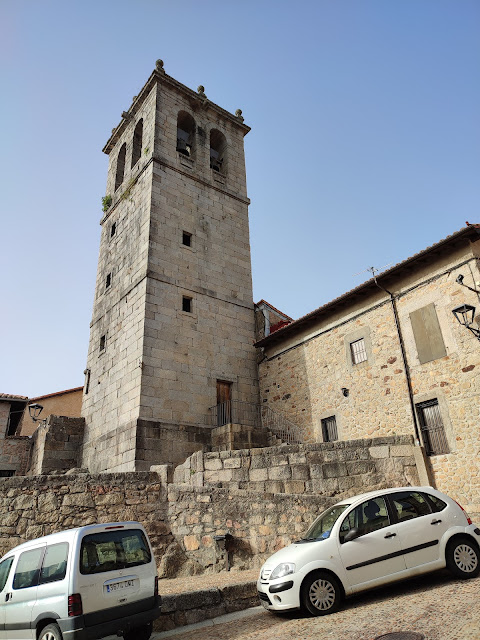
[235,109,244,122]
[156,59,165,72]
[197,85,206,97]
[111,128,116,134]
[121,111,131,120]
[132,96,137,102]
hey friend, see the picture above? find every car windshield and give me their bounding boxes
[300,504,351,541]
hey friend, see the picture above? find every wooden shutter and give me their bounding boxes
[409,303,446,364]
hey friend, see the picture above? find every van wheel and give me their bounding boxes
[39,623,63,640]
[300,571,342,616]
[124,622,152,640]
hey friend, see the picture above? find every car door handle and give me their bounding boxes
[431,519,442,525]
[5,593,11,602]
[384,533,397,539]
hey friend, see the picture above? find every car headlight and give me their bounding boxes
[270,562,296,580]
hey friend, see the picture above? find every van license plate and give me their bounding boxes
[106,579,134,593]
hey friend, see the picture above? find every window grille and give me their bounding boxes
[416,399,449,456]
[350,338,367,364]
[321,416,338,442]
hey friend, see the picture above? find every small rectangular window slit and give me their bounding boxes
[182,232,192,247]
[182,296,192,313]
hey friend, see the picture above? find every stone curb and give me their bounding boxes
[152,606,264,639]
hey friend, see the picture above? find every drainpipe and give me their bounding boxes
[372,275,421,444]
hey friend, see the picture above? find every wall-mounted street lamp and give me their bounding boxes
[452,304,480,341]
[28,403,47,426]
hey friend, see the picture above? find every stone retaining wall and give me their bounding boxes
[0,436,425,576]
[0,472,173,563]
[173,435,420,496]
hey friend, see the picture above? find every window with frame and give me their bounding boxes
[182,296,192,313]
[114,143,127,191]
[416,399,449,456]
[350,338,367,364]
[131,118,143,168]
[321,416,338,442]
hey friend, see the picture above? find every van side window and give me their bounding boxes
[39,543,68,584]
[0,557,13,591]
[80,529,151,575]
[13,547,44,590]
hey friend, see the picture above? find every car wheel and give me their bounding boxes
[123,622,152,640]
[39,623,63,640]
[300,571,342,616]
[446,536,480,578]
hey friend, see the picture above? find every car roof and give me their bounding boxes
[334,486,436,506]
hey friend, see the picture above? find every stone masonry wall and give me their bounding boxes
[28,416,85,475]
[172,436,420,498]
[0,436,424,576]
[0,472,172,565]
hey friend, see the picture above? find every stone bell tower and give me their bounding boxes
[81,61,261,473]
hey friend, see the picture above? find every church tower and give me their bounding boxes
[82,61,260,473]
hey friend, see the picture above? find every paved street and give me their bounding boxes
[153,571,480,640]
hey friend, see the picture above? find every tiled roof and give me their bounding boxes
[0,394,28,402]
[29,387,83,402]
[256,223,480,347]
[255,299,293,321]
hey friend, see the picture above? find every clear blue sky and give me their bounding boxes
[1,0,479,397]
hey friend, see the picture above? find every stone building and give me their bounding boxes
[19,387,82,437]
[0,394,31,476]
[255,224,480,513]
[82,61,261,473]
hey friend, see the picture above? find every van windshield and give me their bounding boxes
[299,504,350,542]
[80,529,151,574]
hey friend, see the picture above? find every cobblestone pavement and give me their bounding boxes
[153,571,480,640]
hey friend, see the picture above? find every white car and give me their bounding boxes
[257,486,480,616]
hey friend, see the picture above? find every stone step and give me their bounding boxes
[154,570,258,633]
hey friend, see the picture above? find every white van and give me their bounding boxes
[0,522,162,640]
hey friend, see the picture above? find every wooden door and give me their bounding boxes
[216,381,232,426]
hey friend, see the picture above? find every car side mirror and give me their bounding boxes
[344,528,360,542]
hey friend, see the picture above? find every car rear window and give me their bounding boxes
[426,493,447,512]
[80,529,151,575]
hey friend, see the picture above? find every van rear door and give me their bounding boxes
[74,526,156,629]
